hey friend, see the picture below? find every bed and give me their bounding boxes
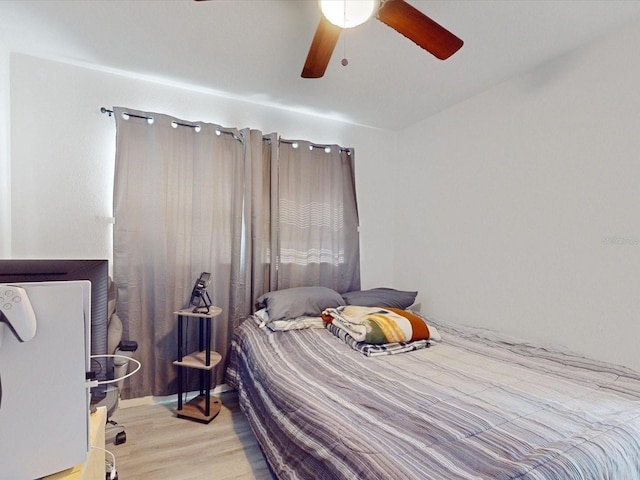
[226,287,640,480]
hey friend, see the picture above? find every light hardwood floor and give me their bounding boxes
[109,391,276,479]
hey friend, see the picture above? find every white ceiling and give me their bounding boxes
[2,0,640,131]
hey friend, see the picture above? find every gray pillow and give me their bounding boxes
[341,288,417,310]
[256,286,345,321]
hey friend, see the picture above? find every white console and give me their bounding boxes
[0,281,91,479]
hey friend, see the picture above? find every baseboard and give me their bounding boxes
[119,383,234,409]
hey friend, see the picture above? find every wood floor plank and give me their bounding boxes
[109,391,276,479]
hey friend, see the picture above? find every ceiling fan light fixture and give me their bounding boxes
[319,0,380,29]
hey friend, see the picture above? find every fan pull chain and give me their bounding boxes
[341,29,349,66]
[341,1,348,67]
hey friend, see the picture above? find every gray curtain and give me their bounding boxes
[113,107,249,398]
[243,130,278,316]
[112,108,358,399]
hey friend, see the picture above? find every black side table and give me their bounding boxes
[173,306,223,423]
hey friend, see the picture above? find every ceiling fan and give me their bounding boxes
[302,0,463,78]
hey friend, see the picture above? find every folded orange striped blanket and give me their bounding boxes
[322,305,440,344]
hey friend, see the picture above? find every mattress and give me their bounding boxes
[226,317,640,479]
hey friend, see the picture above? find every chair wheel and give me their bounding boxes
[115,431,127,445]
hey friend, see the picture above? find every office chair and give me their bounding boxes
[94,277,138,445]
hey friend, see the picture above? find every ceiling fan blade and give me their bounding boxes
[301,16,342,78]
[377,0,463,60]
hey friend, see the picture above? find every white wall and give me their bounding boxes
[7,54,397,285]
[11,17,639,372]
[395,19,640,371]
[0,44,10,257]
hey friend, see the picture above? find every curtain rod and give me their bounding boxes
[101,108,349,152]
[101,107,152,122]
[101,107,197,127]
[100,107,240,140]
[272,137,352,154]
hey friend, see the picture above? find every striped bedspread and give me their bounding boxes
[226,318,640,480]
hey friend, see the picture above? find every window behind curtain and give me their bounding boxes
[274,140,360,293]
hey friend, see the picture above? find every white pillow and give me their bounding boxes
[252,308,325,331]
